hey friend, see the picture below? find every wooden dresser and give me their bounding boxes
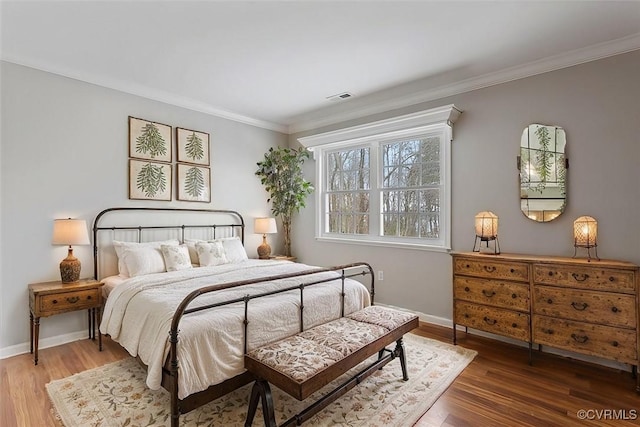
[452,252,639,391]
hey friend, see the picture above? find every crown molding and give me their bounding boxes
[288,33,640,134]
[0,56,288,134]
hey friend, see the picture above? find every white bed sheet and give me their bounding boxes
[100,259,370,399]
[101,274,127,298]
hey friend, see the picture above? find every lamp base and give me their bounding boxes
[257,235,272,259]
[472,235,500,255]
[60,247,81,283]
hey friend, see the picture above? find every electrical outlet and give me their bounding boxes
[378,270,384,281]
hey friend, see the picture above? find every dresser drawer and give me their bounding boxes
[455,301,530,341]
[454,258,529,282]
[533,264,635,294]
[454,276,529,312]
[533,315,637,364]
[533,286,636,328]
[39,288,100,314]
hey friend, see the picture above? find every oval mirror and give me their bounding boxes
[518,124,567,222]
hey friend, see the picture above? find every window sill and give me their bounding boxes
[315,236,451,253]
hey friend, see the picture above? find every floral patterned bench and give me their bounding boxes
[244,305,419,427]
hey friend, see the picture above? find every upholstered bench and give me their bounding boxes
[244,305,419,427]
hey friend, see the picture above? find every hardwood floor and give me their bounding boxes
[1,323,638,426]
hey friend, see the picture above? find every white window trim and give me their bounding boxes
[299,104,461,252]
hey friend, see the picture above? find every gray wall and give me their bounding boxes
[290,51,640,322]
[0,62,287,352]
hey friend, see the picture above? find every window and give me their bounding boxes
[299,105,460,251]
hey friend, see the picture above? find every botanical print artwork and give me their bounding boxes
[177,163,210,202]
[129,159,172,201]
[176,127,210,165]
[129,116,172,162]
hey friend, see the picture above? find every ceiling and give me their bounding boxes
[2,1,639,133]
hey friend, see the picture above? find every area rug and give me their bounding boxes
[47,334,476,427]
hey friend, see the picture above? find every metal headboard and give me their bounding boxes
[92,207,245,280]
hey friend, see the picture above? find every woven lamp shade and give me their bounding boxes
[574,216,597,247]
[475,211,498,239]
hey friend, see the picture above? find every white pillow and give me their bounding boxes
[113,239,179,276]
[161,244,192,272]
[196,241,229,267]
[219,237,248,263]
[184,238,203,265]
[121,246,167,277]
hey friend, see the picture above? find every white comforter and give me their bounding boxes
[100,260,371,399]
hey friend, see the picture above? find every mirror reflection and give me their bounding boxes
[519,124,567,222]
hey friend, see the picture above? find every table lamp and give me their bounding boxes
[254,217,277,259]
[52,218,90,283]
[573,215,598,260]
[473,211,500,254]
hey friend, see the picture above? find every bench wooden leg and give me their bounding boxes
[395,338,409,381]
[245,379,276,427]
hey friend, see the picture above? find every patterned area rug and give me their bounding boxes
[47,334,476,427]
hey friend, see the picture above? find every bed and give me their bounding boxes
[93,207,374,425]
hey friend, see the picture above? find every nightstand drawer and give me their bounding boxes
[533,315,637,364]
[455,301,530,341]
[533,264,635,294]
[533,286,636,328]
[454,276,529,312]
[39,288,100,314]
[454,258,529,282]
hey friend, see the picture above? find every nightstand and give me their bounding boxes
[269,255,297,262]
[28,279,103,365]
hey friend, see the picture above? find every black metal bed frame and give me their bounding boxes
[91,207,374,427]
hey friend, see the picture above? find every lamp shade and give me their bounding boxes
[52,219,90,246]
[254,217,277,234]
[475,211,498,239]
[574,216,597,247]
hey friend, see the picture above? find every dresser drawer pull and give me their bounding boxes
[511,323,518,328]
[511,293,517,299]
[609,276,615,282]
[571,273,589,282]
[482,290,496,297]
[571,302,589,311]
[612,341,619,347]
[52,299,57,304]
[542,328,554,335]
[483,316,497,325]
[510,269,515,273]
[547,298,553,304]
[464,286,470,292]
[87,296,92,300]
[611,306,619,313]
[571,333,589,344]
[483,266,496,273]
[66,296,80,304]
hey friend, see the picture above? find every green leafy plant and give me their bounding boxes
[533,125,553,192]
[136,163,167,197]
[185,166,205,197]
[185,132,204,161]
[136,123,167,158]
[256,147,314,256]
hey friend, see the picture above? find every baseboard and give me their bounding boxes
[0,330,88,360]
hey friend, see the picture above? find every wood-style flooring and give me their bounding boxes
[1,323,638,426]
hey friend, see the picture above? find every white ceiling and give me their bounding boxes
[2,1,639,133]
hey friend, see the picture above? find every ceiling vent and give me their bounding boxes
[326,92,353,102]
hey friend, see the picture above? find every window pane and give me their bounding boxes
[325,146,370,236]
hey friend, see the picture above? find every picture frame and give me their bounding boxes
[176,127,210,165]
[176,163,211,202]
[129,116,172,163]
[129,159,172,201]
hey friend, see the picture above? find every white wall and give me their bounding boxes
[0,62,287,353]
[290,51,640,322]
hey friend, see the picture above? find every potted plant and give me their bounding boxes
[255,147,314,257]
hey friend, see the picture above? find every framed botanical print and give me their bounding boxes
[176,127,210,165]
[129,159,172,201]
[129,116,172,163]
[177,163,211,202]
